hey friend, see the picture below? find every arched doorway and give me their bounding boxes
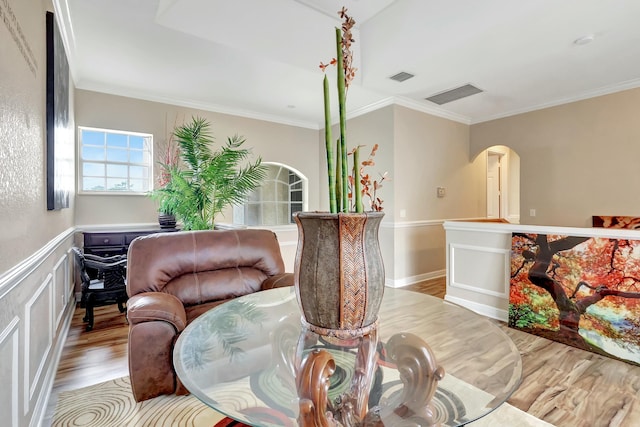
[482,146,521,223]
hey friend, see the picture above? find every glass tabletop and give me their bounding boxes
[174,287,522,426]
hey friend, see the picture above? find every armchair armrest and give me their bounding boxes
[127,292,187,333]
[85,253,126,263]
[84,256,128,271]
[261,273,294,290]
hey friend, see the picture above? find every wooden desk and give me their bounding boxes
[83,227,178,257]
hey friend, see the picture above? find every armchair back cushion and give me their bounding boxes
[127,229,285,304]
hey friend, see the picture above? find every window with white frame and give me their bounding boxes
[234,163,307,226]
[78,127,152,193]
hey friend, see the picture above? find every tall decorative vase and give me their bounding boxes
[293,211,385,338]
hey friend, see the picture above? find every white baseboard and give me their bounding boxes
[444,294,508,322]
[386,270,446,288]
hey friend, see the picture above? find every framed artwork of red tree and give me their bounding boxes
[510,233,640,365]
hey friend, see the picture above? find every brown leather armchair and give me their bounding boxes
[125,229,293,402]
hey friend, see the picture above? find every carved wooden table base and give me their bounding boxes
[295,330,445,427]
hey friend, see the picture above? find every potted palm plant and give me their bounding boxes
[150,116,266,230]
[293,8,388,338]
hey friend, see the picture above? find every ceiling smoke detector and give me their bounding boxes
[425,84,483,105]
[389,71,415,82]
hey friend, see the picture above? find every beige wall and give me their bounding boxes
[339,105,486,283]
[1,2,77,426]
[316,104,482,282]
[0,0,75,275]
[394,106,484,221]
[74,90,321,226]
[342,106,396,276]
[470,87,640,227]
[390,106,485,283]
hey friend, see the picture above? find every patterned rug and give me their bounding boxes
[52,377,225,427]
[52,376,554,426]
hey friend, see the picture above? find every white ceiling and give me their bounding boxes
[57,0,640,129]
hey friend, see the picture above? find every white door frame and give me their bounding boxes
[487,150,508,219]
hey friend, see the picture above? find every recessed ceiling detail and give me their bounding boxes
[426,84,484,105]
[389,71,415,82]
[293,0,398,24]
[62,1,640,127]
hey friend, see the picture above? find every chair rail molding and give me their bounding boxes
[0,227,75,299]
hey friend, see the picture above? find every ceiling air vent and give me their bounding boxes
[425,84,483,105]
[389,71,415,82]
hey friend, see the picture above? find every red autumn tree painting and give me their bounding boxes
[510,233,640,365]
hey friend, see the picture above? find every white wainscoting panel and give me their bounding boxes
[449,243,510,298]
[53,254,69,329]
[443,220,640,322]
[24,275,53,415]
[444,221,513,320]
[0,228,76,427]
[0,317,19,427]
[66,248,75,305]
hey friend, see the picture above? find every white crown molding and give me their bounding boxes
[75,82,322,130]
[73,74,640,131]
[473,78,640,124]
[52,0,77,81]
[75,77,640,130]
[54,0,640,132]
[347,96,472,125]
[392,96,473,124]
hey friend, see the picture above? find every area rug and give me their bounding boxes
[52,376,554,426]
[52,377,225,427]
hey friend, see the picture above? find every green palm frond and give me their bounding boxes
[173,116,213,175]
[150,116,265,230]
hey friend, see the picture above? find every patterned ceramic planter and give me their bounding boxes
[293,211,385,338]
[158,213,177,229]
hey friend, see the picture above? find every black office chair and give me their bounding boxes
[72,247,128,331]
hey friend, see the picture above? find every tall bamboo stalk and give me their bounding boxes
[353,147,363,212]
[335,137,343,212]
[323,75,337,213]
[335,27,349,213]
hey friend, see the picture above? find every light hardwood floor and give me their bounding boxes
[46,278,640,426]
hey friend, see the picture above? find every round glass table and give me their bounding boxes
[174,287,522,426]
